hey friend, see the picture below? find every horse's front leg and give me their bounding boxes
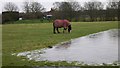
[57,28,60,33]
[63,28,67,33]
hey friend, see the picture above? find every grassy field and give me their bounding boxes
[5,19,51,24]
[0,25,2,68]
[2,21,118,66]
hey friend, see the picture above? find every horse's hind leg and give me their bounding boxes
[57,28,60,33]
[53,27,56,34]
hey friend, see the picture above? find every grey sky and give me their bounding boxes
[0,0,119,13]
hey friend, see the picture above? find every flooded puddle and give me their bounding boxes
[15,29,119,65]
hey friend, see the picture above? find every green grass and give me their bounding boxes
[2,21,118,66]
[5,19,51,24]
[0,25,2,68]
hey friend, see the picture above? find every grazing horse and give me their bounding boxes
[53,19,72,34]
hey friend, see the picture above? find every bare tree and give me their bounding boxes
[4,2,19,11]
[53,1,81,11]
[22,1,45,19]
[68,0,81,11]
[84,1,103,10]
[53,1,81,21]
[23,1,31,13]
[118,1,120,21]
[53,2,73,20]
[106,0,118,9]
[30,2,45,12]
[83,1,104,21]
[53,2,61,10]
[106,0,119,21]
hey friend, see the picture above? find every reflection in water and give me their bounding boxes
[16,29,119,64]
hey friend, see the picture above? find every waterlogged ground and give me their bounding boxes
[14,29,119,65]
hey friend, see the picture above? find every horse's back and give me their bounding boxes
[53,19,70,28]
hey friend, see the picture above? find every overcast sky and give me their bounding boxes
[0,0,119,13]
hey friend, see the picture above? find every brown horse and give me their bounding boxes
[53,19,72,34]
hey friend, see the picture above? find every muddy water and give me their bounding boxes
[16,29,119,64]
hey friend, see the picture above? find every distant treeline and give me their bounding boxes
[52,9,119,22]
[2,1,120,24]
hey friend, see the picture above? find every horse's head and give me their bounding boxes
[68,24,72,33]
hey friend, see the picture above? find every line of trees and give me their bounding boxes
[52,0,119,21]
[2,0,120,22]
